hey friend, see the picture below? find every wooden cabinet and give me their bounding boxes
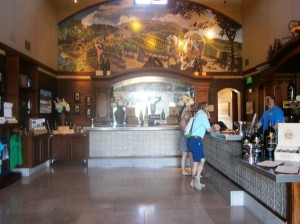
[5,55,38,129]
[50,134,87,164]
[0,42,46,130]
[21,134,49,168]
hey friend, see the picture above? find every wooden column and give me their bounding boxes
[193,82,211,108]
[288,182,300,224]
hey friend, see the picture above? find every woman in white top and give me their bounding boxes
[179,106,194,175]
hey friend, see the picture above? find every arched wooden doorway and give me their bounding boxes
[217,88,241,129]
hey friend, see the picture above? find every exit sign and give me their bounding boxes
[246,77,252,84]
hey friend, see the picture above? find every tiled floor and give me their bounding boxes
[0,162,262,224]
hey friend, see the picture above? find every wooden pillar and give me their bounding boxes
[288,182,300,224]
[193,82,211,108]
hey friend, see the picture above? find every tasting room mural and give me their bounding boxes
[58,0,242,73]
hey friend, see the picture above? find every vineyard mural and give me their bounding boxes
[58,0,242,73]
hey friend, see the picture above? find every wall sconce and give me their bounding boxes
[194,71,199,76]
[202,71,207,76]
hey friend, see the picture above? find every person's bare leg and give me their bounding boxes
[190,161,199,187]
[181,151,188,175]
[195,158,205,188]
[188,152,194,168]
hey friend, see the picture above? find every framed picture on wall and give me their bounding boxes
[85,96,92,106]
[85,107,92,118]
[218,102,230,116]
[246,101,254,114]
[74,105,80,114]
[39,89,52,114]
[74,92,81,102]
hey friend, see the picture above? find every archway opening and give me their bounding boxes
[217,88,241,129]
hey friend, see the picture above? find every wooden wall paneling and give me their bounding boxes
[56,79,94,126]
[5,56,20,121]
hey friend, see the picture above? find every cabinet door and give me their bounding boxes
[50,135,68,161]
[95,88,112,124]
[69,135,86,160]
[32,137,41,166]
[21,135,34,168]
[40,135,49,162]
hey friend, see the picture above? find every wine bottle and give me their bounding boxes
[139,109,143,122]
[263,119,277,158]
[251,126,262,157]
[287,79,295,101]
[242,130,251,158]
[54,119,57,130]
[27,99,31,114]
[0,72,4,93]
[161,109,165,120]
[27,74,32,88]
[105,59,111,76]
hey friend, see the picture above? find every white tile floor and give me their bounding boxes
[0,162,265,224]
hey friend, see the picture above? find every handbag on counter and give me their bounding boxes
[184,117,194,139]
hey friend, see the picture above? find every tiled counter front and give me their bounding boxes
[86,126,181,157]
[203,134,287,219]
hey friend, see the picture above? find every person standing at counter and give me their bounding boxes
[256,95,284,132]
[179,106,194,176]
[188,101,220,191]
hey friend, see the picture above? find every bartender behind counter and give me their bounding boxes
[256,95,284,132]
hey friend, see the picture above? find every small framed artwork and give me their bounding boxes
[246,101,254,115]
[74,105,80,114]
[74,92,81,102]
[85,96,92,106]
[86,107,92,118]
[218,102,230,116]
[39,89,52,114]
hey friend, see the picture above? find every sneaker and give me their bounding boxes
[194,182,203,191]
[190,177,205,191]
[182,170,191,176]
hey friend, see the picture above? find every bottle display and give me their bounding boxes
[263,119,277,158]
[287,79,295,101]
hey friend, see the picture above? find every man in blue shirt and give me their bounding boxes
[257,95,284,132]
[188,101,220,191]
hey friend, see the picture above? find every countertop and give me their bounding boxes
[235,157,300,183]
[208,130,244,141]
[83,125,181,131]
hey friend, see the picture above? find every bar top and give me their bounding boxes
[208,131,244,141]
[83,125,180,131]
[234,157,300,183]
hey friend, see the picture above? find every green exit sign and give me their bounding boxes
[246,77,252,84]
